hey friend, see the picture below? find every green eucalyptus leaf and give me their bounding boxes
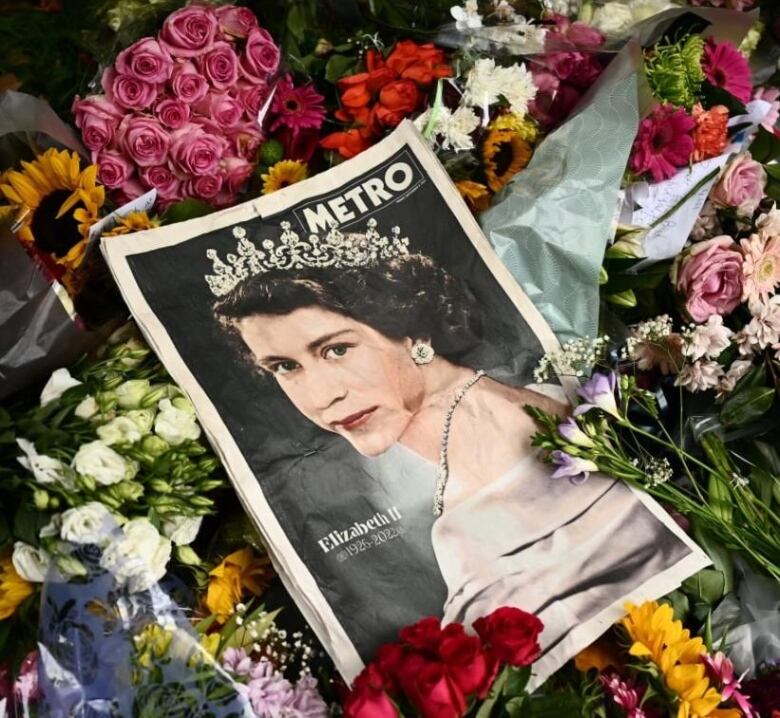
[720,386,775,427]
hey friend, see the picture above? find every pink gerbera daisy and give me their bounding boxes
[702,39,753,104]
[269,74,326,132]
[630,105,695,182]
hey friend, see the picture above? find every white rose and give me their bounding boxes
[74,395,99,420]
[100,518,171,593]
[161,515,203,546]
[125,409,156,435]
[16,438,69,487]
[72,440,138,485]
[96,416,142,446]
[40,368,82,406]
[154,398,201,446]
[591,3,634,36]
[60,502,115,545]
[115,379,151,409]
[12,541,50,582]
[40,514,62,538]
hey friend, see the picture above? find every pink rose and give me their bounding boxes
[711,152,767,216]
[186,173,223,200]
[72,95,123,151]
[673,236,744,321]
[221,155,253,193]
[117,116,170,167]
[227,121,264,159]
[215,5,258,39]
[170,124,228,176]
[96,150,134,189]
[754,86,780,131]
[170,62,209,104]
[232,79,269,119]
[154,96,191,129]
[565,21,605,47]
[159,5,218,58]
[112,177,148,207]
[241,28,280,81]
[139,164,182,202]
[201,41,240,90]
[103,67,158,111]
[546,52,577,81]
[198,93,243,127]
[115,37,173,85]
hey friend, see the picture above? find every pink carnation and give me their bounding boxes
[674,236,744,322]
[170,61,210,104]
[169,124,228,177]
[117,115,170,167]
[115,37,173,85]
[201,41,240,90]
[95,150,134,189]
[102,67,158,111]
[702,39,753,104]
[215,5,259,39]
[154,97,191,129]
[159,5,218,58]
[241,27,280,81]
[630,105,695,182]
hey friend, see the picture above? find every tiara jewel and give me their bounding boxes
[205,219,410,297]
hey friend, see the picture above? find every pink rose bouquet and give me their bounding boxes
[72,3,325,211]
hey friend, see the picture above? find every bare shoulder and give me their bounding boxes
[472,377,570,420]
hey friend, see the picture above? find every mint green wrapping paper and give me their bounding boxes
[479,42,642,343]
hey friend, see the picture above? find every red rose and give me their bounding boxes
[374,79,420,128]
[385,40,451,86]
[399,616,442,653]
[374,643,405,693]
[320,127,374,159]
[407,662,466,718]
[473,607,543,667]
[344,664,398,718]
[438,632,498,698]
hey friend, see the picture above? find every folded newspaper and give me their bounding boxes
[102,121,709,686]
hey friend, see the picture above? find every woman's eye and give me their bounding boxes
[272,361,299,375]
[324,344,350,360]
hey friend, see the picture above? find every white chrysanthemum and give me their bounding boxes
[675,360,724,393]
[442,106,480,150]
[451,0,482,31]
[683,315,733,361]
[464,59,537,116]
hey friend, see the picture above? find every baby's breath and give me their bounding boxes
[534,335,610,383]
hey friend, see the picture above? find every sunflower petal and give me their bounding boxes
[56,190,82,218]
[6,172,42,208]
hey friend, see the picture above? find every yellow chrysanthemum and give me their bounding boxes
[205,547,273,623]
[0,555,34,621]
[489,112,539,143]
[0,148,104,273]
[481,128,533,193]
[102,211,159,237]
[261,160,308,195]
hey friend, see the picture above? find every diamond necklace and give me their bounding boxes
[433,370,486,517]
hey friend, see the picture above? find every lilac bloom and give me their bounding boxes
[551,450,599,484]
[247,658,295,717]
[702,652,756,718]
[574,371,622,419]
[287,676,329,718]
[222,647,253,676]
[558,417,595,447]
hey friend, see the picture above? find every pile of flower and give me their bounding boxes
[343,606,545,718]
[72,3,324,211]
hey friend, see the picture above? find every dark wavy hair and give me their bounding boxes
[213,252,484,363]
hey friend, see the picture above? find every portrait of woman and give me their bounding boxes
[212,230,706,676]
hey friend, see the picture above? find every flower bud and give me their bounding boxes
[197,479,225,492]
[188,496,214,509]
[125,409,156,435]
[139,385,170,409]
[49,496,60,509]
[103,375,125,391]
[141,435,170,457]
[314,38,333,57]
[96,491,123,511]
[115,379,152,409]
[171,396,196,415]
[175,545,201,566]
[33,489,50,510]
[115,480,144,502]
[149,479,173,494]
[77,474,97,493]
[55,554,87,578]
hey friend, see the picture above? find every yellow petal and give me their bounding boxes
[0,183,23,204]
[56,190,82,218]
[7,172,42,208]
[19,160,53,195]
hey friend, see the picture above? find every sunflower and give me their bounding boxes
[489,112,539,144]
[103,211,160,237]
[0,148,105,273]
[456,180,491,213]
[481,128,533,193]
[0,555,33,621]
[261,160,308,195]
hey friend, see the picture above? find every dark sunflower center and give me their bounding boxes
[493,141,515,177]
[29,189,82,258]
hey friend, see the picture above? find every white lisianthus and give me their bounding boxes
[125,409,156,435]
[115,379,151,409]
[630,0,676,23]
[451,0,482,31]
[74,395,99,420]
[97,416,142,446]
[16,438,69,487]
[72,440,138,485]
[40,514,62,538]
[100,518,172,593]
[40,368,82,406]
[161,515,203,546]
[154,398,201,446]
[60,502,115,545]
[12,541,50,582]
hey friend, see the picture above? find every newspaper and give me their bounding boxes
[102,121,709,687]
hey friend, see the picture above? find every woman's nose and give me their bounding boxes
[306,367,347,411]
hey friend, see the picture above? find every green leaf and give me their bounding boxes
[720,386,775,427]
[764,164,780,182]
[661,589,690,622]
[286,4,305,41]
[692,520,734,595]
[601,260,672,293]
[504,665,531,697]
[682,567,726,606]
[475,666,509,718]
[325,54,357,84]
[161,199,215,225]
[749,126,780,164]
[524,692,582,718]
[699,82,747,117]
[505,696,527,718]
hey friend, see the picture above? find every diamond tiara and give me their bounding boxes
[204,218,411,297]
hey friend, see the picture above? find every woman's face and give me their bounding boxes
[236,306,427,456]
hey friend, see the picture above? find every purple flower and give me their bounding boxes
[288,675,329,718]
[702,652,756,718]
[247,658,295,717]
[600,673,647,718]
[574,371,621,419]
[222,647,252,676]
[551,450,599,484]
[558,417,595,447]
